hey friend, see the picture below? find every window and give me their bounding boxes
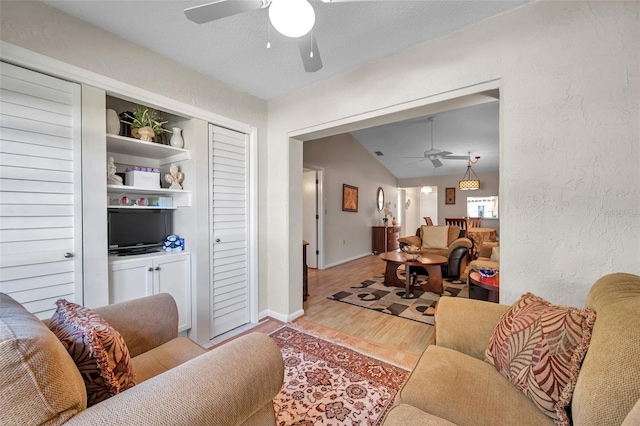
[467,196,499,219]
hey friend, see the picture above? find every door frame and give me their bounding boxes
[302,164,325,270]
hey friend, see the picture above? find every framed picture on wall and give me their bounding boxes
[342,184,358,212]
[445,187,456,205]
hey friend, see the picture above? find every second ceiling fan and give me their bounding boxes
[404,117,470,168]
[184,0,364,73]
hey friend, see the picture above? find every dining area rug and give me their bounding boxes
[270,326,409,425]
[328,273,468,326]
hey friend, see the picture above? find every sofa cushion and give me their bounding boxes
[489,246,500,263]
[478,242,499,259]
[384,404,458,425]
[397,345,553,426]
[420,226,449,249]
[49,299,136,406]
[132,336,206,383]
[0,293,86,425]
[484,293,596,426]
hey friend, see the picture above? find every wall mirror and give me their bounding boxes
[376,187,384,211]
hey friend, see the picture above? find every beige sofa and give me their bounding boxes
[383,273,640,425]
[1,293,284,425]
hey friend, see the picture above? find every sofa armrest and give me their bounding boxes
[435,297,509,360]
[92,293,179,358]
[399,235,421,247]
[65,333,284,426]
[446,237,472,258]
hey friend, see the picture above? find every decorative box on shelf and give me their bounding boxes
[125,168,160,189]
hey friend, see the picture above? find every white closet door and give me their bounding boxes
[209,124,249,338]
[0,62,82,319]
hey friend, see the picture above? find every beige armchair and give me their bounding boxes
[1,293,284,425]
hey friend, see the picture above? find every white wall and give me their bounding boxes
[268,0,639,314]
[0,1,268,343]
[304,133,398,266]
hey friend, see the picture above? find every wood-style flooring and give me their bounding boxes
[215,255,436,369]
[297,255,433,368]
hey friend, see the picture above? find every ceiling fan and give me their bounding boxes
[185,0,359,72]
[404,117,470,168]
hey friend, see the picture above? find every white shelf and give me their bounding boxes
[107,205,177,210]
[106,134,189,163]
[107,184,191,208]
[107,185,190,196]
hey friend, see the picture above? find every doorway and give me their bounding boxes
[289,83,501,315]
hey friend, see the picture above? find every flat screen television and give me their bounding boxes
[108,209,172,254]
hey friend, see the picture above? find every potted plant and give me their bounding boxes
[123,105,169,142]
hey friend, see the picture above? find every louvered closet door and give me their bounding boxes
[210,124,249,338]
[0,62,82,319]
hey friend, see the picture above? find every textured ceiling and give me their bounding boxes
[41,0,516,178]
[42,0,531,100]
[352,101,499,179]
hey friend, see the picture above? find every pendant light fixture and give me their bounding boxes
[459,153,481,190]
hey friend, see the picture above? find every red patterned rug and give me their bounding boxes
[270,326,410,425]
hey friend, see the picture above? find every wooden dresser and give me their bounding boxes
[372,225,401,254]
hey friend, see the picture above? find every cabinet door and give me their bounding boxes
[210,125,250,338]
[387,227,400,251]
[0,62,83,319]
[153,254,191,332]
[372,227,385,254]
[108,259,153,304]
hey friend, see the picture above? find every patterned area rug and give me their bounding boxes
[270,326,410,425]
[328,272,468,326]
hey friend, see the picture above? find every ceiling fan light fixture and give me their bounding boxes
[269,0,315,38]
[459,154,481,190]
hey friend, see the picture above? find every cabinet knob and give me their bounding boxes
[64,252,73,258]
[215,238,221,243]
[148,267,153,272]
[155,266,161,271]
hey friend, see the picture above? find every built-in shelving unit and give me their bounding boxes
[107,205,177,210]
[106,134,190,167]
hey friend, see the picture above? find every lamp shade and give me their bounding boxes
[269,0,315,38]
[459,179,480,190]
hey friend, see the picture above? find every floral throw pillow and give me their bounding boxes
[484,293,596,426]
[49,299,136,406]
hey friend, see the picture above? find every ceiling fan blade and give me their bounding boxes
[297,32,323,72]
[442,155,470,160]
[184,0,264,24]
[438,151,453,157]
[431,158,443,168]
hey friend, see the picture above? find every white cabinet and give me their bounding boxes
[109,252,191,332]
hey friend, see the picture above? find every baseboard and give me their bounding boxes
[324,252,372,269]
[262,309,305,323]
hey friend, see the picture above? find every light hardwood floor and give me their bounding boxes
[295,255,433,368]
[218,255,437,369]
